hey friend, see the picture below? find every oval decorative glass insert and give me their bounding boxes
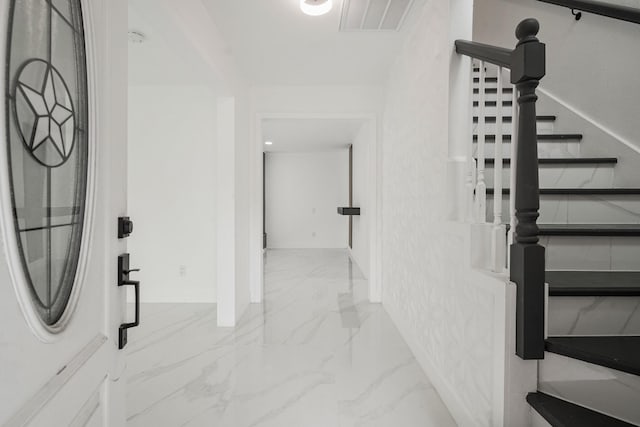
[5,0,89,327]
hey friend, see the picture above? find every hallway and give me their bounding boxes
[125,249,456,426]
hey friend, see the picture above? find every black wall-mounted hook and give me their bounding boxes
[571,9,582,20]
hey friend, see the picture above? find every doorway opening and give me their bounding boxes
[253,115,381,304]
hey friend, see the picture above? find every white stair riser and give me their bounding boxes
[543,236,640,270]
[473,92,513,101]
[472,81,501,89]
[487,195,640,224]
[473,106,516,117]
[531,410,553,427]
[539,352,640,425]
[483,164,615,189]
[473,121,555,134]
[474,141,581,158]
[548,296,640,336]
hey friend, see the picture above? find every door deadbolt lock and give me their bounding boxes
[118,216,133,238]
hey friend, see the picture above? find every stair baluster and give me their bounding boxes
[465,62,477,223]
[491,67,506,273]
[476,61,487,223]
[508,71,519,249]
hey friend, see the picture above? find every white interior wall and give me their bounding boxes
[379,1,513,425]
[249,87,384,303]
[251,86,384,115]
[216,97,235,325]
[350,124,370,277]
[128,85,216,303]
[128,0,252,324]
[265,151,349,249]
[473,0,640,152]
[234,90,251,321]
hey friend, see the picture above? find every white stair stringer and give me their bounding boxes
[531,409,553,427]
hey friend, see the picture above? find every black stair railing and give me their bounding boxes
[538,0,640,25]
[456,19,547,360]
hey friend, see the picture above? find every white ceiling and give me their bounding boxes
[262,118,365,152]
[128,0,425,87]
[128,0,230,86]
[203,0,425,85]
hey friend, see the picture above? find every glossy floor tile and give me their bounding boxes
[125,249,456,427]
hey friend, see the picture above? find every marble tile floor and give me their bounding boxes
[125,249,456,427]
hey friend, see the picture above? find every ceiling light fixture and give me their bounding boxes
[264,141,273,145]
[300,0,333,16]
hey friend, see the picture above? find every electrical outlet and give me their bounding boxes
[312,232,316,238]
[312,207,316,214]
[179,265,187,277]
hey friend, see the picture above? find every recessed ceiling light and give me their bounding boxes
[264,141,273,145]
[300,0,333,16]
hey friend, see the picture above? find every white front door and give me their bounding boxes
[0,0,128,426]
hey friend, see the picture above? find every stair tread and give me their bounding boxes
[473,134,583,141]
[539,224,640,236]
[547,271,640,296]
[488,188,640,195]
[483,157,617,165]
[545,336,640,376]
[473,115,556,123]
[505,224,640,236]
[527,392,637,427]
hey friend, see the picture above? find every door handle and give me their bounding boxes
[119,280,139,350]
[118,253,141,349]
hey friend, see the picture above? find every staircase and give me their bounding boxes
[474,68,640,426]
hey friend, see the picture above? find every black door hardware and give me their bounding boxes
[571,8,582,20]
[118,216,134,239]
[118,253,140,349]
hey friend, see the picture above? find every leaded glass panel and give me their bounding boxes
[6,0,89,326]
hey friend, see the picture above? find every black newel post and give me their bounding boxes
[510,19,546,360]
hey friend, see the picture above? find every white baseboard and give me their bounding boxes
[385,302,479,427]
[346,246,368,278]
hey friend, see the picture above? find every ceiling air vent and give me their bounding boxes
[339,0,415,31]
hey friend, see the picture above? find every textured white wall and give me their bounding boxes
[380,1,509,425]
[266,151,349,249]
[350,124,370,277]
[128,85,216,303]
